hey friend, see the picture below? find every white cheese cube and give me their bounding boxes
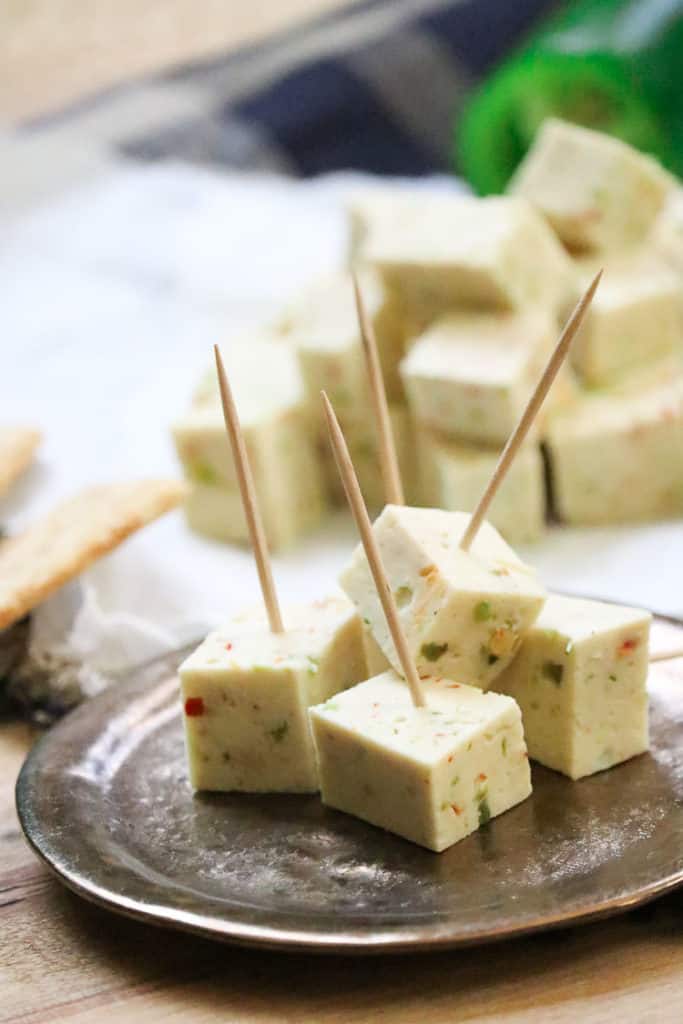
[364,193,574,323]
[649,188,683,281]
[401,309,554,445]
[340,505,546,688]
[172,338,325,550]
[310,671,531,852]
[419,433,545,545]
[320,403,418,510]
[278,268,406,405]
[494,594,650,779]
[361,623,391,676]
[546,376,683,524]
[509,118,674,252]
[180,597,366,793]
[568,255,683,386]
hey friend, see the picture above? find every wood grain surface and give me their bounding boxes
[2,719,683,1023]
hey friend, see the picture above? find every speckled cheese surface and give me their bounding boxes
[568,256,683,386]
[418,434,545,545]
[401,309,554,445]
[363,194,574,321]
[309,671,532,851]
[340,505,546,688]
[546,376,683,525]
[172,338,325,550]
[494,594,651,780]
[179,597,366,793]
[509,118,674,252]
[277,266,406,407]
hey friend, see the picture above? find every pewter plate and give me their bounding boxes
[15,614,683,954]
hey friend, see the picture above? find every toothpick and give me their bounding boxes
[650,648,683,663]
[214,345,283,633]
[352,270,404,506]
[322,391,425,707]
[460,270,602,552]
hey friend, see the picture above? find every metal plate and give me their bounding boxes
[16,614,683,955]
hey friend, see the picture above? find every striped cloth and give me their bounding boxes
[10,0,557,195]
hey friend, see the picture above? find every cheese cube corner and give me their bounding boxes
[310,672,532,851]
[419,433,546,546]
[510,118,674,252]
[340,505,546,688]
[364,193,574,323]
[172,337,325,549]
[546,376,683,525]
[401,309,555,445]
[495,594,650,779]
[180,597,366,793]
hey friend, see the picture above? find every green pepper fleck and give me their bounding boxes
[395,585,413,608]
[476,786,491,827]
[420,641,448,662]
[269,721,289,742]
[324,701,339,712]
[474,601,492,622]
[451,775,460,787]
[542,661,564,686]
[609,673,617,682]
[189,460,217,485]
[501,736,508,756]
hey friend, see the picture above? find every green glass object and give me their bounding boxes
[457,0,683,194]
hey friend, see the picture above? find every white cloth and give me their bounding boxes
[2,162,682,694]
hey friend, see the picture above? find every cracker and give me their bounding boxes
[0,479,187,630]
[0,427,41,496]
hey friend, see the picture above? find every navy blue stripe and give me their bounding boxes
[230,58,438,176]
[422,0,560,76]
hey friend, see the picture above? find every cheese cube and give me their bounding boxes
[361,623,391,676]
[546,377,683,524]
[401,309,554,445]
[172,338,325,549]
[649,188,683,281]
[419,433,546,545]
[278,268,406,405]
[340,505,546,688]
[364,194,574,323]
[310,671,532,851]
[494,594,650,779]
[568,256,683,386]
[180,596,366,792]
[320,403,418,510]
[509,118,674,252]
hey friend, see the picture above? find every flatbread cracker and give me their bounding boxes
[0,479,187,630]
[0,427,41,496]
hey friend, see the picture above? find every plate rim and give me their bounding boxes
[15,606,683,955]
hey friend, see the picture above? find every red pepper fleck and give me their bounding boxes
[618,638,639,658]
[225,642,233,651]
[451,804,463,816]
[476,773,487,782]
[447,755,454,763]
[184,697,205,717]
[446,683,460,689]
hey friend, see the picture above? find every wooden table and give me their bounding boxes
[2,716,683,1023]
[2,2,683,1019]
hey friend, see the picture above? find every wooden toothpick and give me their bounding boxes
[352,270,404,506]
[460,269,603,552]
[214,344,284,633]
[650,648,683,663]
[322,391,425,707]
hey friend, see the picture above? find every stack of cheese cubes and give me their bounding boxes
[510,119,683,525]
[172,119,683,549]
